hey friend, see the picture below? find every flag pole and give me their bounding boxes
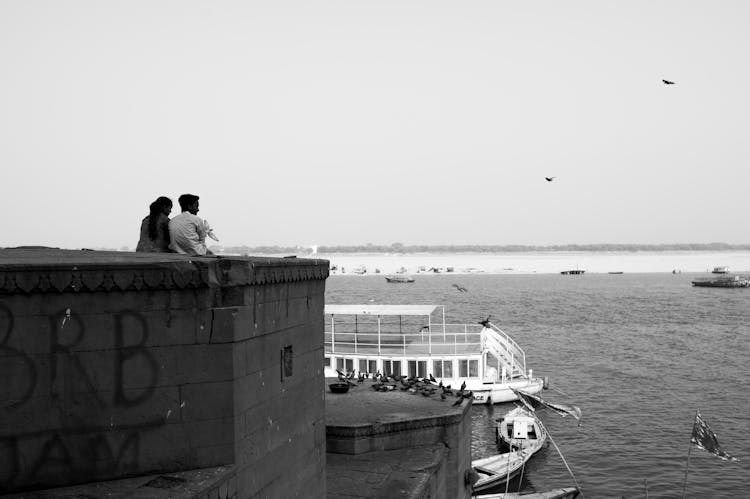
[682,410,698,499]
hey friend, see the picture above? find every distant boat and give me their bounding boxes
[692,275,750,288]
[384,275,415,283]
[351,265,367,275]
[712,266,730,274]
[608,271,624,274]
[560,270,585,275]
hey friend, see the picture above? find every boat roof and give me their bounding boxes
[325,304,440,316]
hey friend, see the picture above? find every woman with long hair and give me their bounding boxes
[136,196,173,252]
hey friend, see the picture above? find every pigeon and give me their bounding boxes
[452,398,463,406]
[460,380,466,392]
[662,79,675,85]
[429,373,437,383]
[545,177,555,182]
[452,284,468,292]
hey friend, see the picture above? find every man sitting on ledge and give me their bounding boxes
[169,193,214,256]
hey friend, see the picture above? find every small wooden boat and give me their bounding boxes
[474,487,580,499]
[496,407,547,454]
[472,450,532,493]
[384,275,415,283]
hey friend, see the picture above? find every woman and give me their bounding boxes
[136,196,173,252]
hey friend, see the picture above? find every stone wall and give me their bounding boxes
[0,248,328,497]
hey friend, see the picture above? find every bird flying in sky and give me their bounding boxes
[545,176,555,182]
[662,79,675,85]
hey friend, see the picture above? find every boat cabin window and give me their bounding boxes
[459,359,479,378]
[383,360,402,376]
[407,360,427,379]
[336,358,354,373]
[359,359,377,374]
[433,359,453,379]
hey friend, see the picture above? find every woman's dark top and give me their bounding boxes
[136,213,171,252]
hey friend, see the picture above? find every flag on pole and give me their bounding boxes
[691,411,739,462]
[511,388,582,422]
[510,387,537,412]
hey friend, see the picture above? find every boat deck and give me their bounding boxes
[325,332,482,356]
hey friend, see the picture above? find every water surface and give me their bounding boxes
[326,273,750,498]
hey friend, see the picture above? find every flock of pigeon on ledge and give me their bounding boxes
[337,369,474,406]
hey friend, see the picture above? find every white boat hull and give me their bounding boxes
[465,378,545,405]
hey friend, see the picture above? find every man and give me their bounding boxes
[168,194,213,256]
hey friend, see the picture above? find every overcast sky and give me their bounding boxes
[2,1,749,249]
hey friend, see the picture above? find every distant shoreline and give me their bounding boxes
[214,243,750,255]
[216,249,750,275]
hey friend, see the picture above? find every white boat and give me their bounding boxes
[474,487,580,499]
[712,266,730,274]
[496,407,547,454]
[472,450,533,493]
[324,304,546,404]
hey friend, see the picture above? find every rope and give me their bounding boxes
[538,419,585,499]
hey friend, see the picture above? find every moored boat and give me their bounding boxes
[496,407,547,454]
[324,304,546,404]
[712,266,730,274]
[474,487,580,499]
[560,270,585,275]
[472,450,532,493]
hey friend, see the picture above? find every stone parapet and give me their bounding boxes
[0,248,329,497]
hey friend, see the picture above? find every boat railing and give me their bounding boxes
[482,324,527,377]
[324,323,485,356]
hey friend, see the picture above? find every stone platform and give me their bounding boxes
[325,378,473,499]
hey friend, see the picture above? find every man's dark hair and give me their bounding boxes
[178,194,199,211]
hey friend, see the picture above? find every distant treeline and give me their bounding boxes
[216,242,750,254]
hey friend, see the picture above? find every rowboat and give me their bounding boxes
[474,487,580,499]
[324,304,546,404]
[472,450,533,493]
[496,407,547,454]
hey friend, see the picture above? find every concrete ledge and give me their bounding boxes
[0,248,329,294]
[0,465,237,499]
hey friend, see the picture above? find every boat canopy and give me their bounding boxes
[324,304,440,316]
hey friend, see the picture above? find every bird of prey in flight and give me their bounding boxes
[662,79,675,85]
[545,176,555,182]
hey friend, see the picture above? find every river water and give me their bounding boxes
[325,271,750,498]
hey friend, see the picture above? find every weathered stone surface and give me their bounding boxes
[0,248,327,496]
